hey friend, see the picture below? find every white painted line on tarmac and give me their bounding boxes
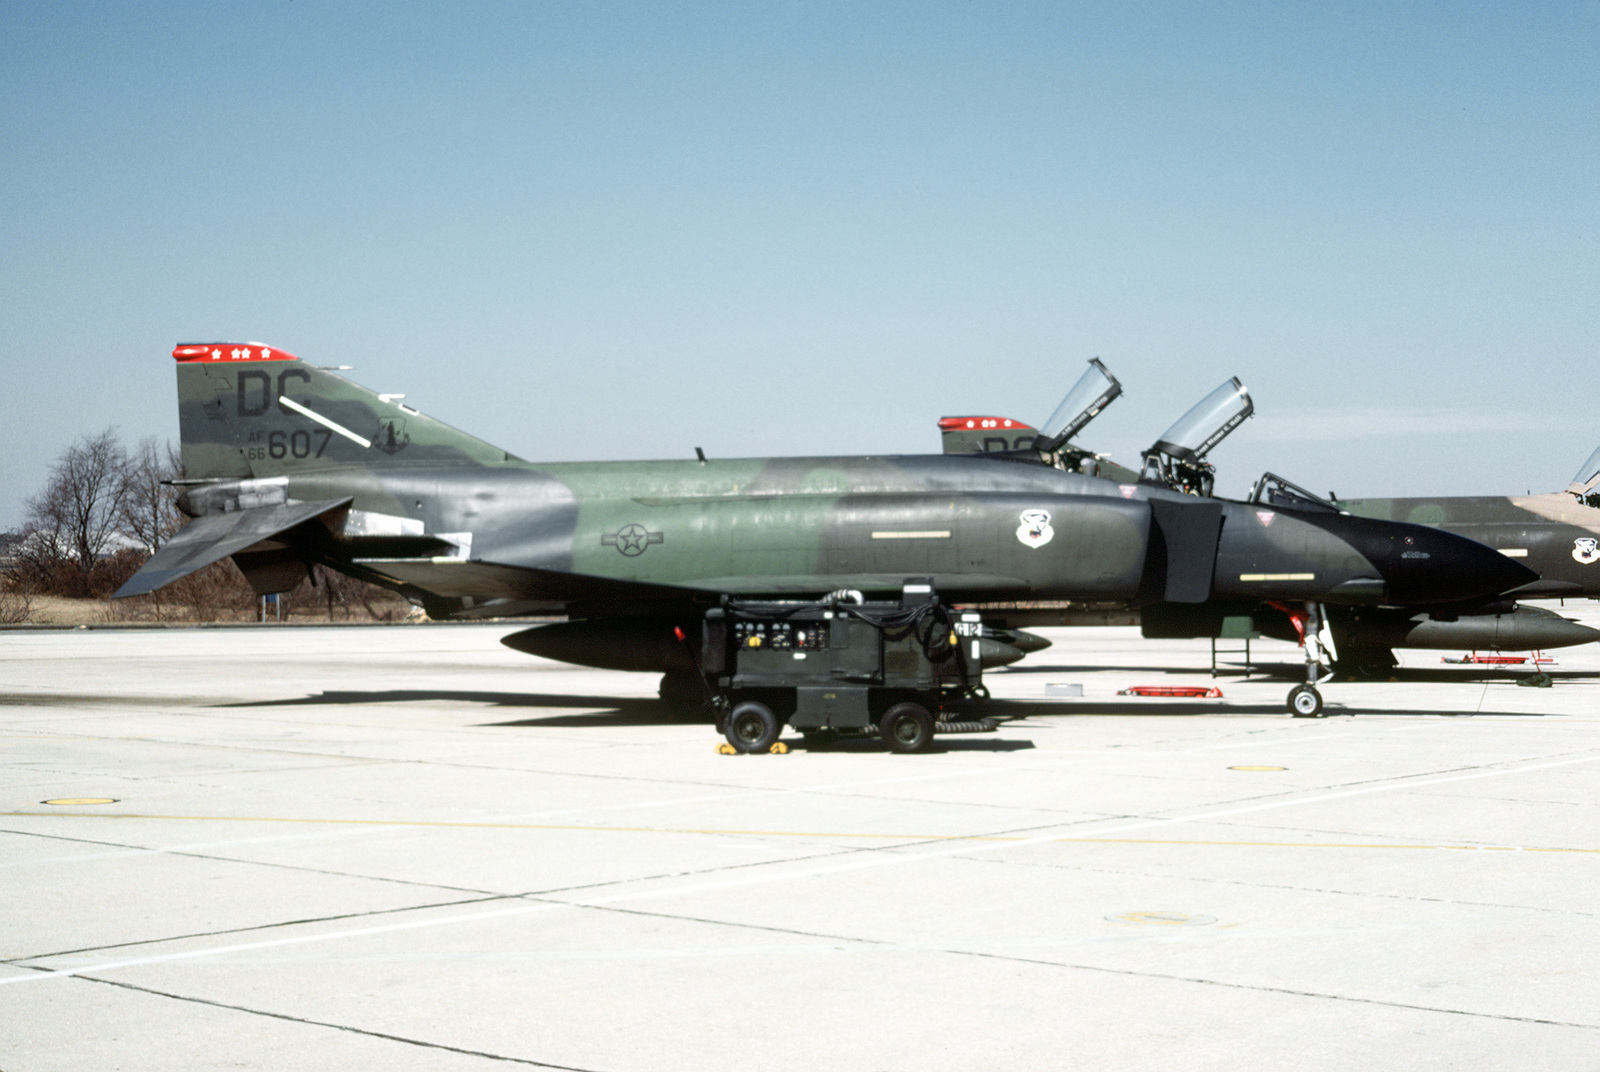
[5,749,1598,989]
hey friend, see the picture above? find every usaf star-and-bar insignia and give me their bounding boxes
[602,523,665,557]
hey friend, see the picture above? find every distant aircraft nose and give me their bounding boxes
[1318,515,1538,604]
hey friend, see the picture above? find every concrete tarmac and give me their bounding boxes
[2,613,1598,1070]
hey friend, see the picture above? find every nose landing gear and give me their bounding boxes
[1287,601,1328,717]
[1288,683,1324,717]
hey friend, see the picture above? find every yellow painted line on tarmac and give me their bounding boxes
[1,810,1595,854]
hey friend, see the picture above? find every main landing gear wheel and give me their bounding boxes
[1288,685,1324,718]
[725,701,781,753]
[880,702,935,753]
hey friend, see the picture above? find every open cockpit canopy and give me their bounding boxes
[1149,378,1253,462]
[1566,444,1600,496]
[1032,358,1123,453]
[1139,378,1253,497]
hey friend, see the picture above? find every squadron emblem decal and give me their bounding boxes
[603,523,665,557]
[1573,537,1599,565]
[1016,509,1054,549]
[377,419,410,455]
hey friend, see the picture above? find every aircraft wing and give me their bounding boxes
[114,498,354,598]
[353,557,703,604]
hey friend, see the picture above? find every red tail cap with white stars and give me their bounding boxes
[172,343,299,363]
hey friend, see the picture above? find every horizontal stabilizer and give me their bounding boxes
[353,558,701,605]
[113,498,352,598]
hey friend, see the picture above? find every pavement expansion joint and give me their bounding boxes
[956,948,1600,1031]
[7,892,518,964]
[0,822,513,896]
[71,975,608,1071]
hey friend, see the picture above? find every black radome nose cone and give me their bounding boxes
[1375,523,1538,604]
[1309,514,1538,605]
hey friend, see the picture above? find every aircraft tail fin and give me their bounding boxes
[173,343,521,481]
[937,416,1038,455]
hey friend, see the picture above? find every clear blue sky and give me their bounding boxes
[2,1,1595,528]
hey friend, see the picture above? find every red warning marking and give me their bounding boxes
[1117,686,1224,698]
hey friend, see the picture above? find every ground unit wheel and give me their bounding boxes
[1287,685,1324,718]
[880,702,935,753]
[725,701,781,753]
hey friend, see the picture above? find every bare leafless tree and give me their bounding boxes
[20,428,130,596]
[0,557,30,622]
[120,436,183,553]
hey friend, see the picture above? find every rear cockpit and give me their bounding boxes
[937,358,1126,477]
[1139,378,1253,496]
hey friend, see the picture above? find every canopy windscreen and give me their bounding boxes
[1151,378,1253,460]
[1569,445,1600,491]
[1036,359,1121,448]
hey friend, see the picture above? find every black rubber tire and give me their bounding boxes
[725,701,781,753]
[1288,685,1324,718]
[880,702,935,753]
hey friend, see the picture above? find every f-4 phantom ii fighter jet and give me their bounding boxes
[117,344,1535,717]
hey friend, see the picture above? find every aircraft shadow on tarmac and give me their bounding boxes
[780,736,1038,753]
[221,690,1047,743]
[221,690,676,724]
[215,689,1551,724]
[1002,660,1587,685]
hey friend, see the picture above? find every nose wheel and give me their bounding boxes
[1287,684,1324,717]
[1286,601,1329,717]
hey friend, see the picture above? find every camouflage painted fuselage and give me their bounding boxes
[122,347,1533,627]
